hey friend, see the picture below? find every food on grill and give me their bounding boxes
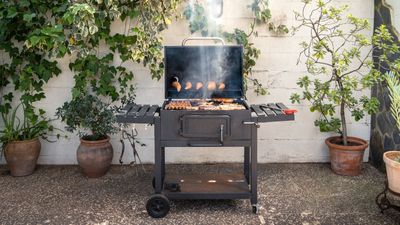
[171,76,182,92]
[172,81,181,92]
[165,101,191,110]
[165,100,245,110]
[185,81,192,90]
[218,103,245,110]
[212,98,234,103]
[207,81,217,91]
[196,82,203,90]
[218,82,225,90]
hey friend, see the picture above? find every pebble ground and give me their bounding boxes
[0,163,399,225]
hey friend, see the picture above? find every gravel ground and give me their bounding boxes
[0,163,399,225]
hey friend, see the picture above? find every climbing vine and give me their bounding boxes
[183,0,288,96]
[0,0,181,134]
[250,0,289,35]
[0,1,66,124]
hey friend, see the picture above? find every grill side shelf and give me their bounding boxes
[116,104,159,124]
[251,103,295,123]
[251,105,266,118]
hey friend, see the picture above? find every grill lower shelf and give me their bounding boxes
[163,174,251,200]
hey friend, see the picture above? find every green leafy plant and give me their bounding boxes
[222,29,265,95]
[1,104,56,152]
[68,53,135,105]
[183,3,215,36]
[183,1,283,95]
[386,72,400,131]
[56,95,117,141]
[1,0,181,135]
[0,1,67,124]
[290,0,398,145]
[249,0,289,35]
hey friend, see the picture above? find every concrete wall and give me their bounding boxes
[0,0,374,164]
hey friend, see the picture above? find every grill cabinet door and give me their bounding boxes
[180,115,230,139]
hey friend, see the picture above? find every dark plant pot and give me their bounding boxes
[325,136,368,176]
[77,137,113,178]
[4,138,41,177]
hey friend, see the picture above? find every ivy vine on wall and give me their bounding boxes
[183,0,289,96]
[1,0,288,140]
[0,0,181,133]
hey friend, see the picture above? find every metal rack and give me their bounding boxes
[376,180,400,213]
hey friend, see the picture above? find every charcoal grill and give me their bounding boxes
[116,37,295,218]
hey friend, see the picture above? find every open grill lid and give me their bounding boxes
[164,38,243,99]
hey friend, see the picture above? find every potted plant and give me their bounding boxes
[291,0,392,176]
[0,105,55,176]
[383,72,400,194]
[56,94,116,178]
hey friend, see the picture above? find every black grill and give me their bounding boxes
[116,37,295,218]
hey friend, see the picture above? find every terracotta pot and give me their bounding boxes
[77,137,113,178]
[4,138,41,177]
[383,151,400,194]
[325,136,368,176]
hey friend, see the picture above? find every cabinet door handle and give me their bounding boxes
[243,121,260,128]
[220,124,224,143]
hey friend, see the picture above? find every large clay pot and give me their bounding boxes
[4,138,41,177]
[325,136,368,176]
[383,151,400,194]
[77,137,113,178]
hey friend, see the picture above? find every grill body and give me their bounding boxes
[160,104,251,145]
[116,39,295,218]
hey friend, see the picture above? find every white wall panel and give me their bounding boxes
[0,0,374,164]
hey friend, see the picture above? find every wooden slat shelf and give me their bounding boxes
[250,102,295,123]
[116,104,159,124]
[164,174,251,200]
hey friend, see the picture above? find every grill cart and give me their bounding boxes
[117,37,295,218]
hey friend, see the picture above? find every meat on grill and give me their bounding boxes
[207,81,217,91]
[185,81,192,90]
[196,82,203,90]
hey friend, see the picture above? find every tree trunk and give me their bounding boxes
[335,68,348,146]
[340,100,348,146]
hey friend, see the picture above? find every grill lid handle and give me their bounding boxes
[182,37,225,46]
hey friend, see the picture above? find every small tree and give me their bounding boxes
[290,0,398,145]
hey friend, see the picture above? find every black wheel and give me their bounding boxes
[252,205,258,214]
[146,194,170,218]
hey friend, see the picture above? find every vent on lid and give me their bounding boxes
[164,46,243,99]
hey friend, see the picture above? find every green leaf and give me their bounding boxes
[7,7,17,18]
[129,9,140,18]
[27,36,41,48]
[19,0,31,7]
[23,13,36,22]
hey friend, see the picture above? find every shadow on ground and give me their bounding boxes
[0,163,399,225]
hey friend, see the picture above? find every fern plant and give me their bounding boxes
[386,72,400,130]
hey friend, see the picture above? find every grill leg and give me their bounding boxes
[250,125,258,206]
[154,117,162,194]
[244,147,249,183]
[161,147,166,178]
